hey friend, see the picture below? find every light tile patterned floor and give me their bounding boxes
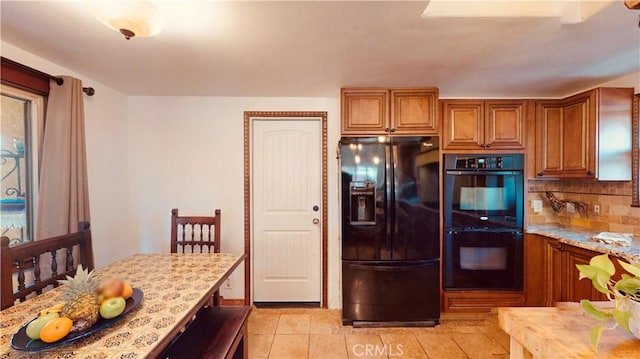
[247,308,511,359]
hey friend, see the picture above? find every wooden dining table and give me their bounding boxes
[0,252,246,358]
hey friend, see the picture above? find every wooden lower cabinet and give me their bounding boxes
[523,233,547,306]
[561,243,608,303]
[544,238,564,306]
[525,234,608,307]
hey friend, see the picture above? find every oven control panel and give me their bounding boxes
[455,156,504,169]
[445,154,524,170]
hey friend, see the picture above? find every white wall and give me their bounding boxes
[5,40,636,310]
[127,96,342,307]
[599,71,640,93]
[2,42,344,307]
[1,42,132,269]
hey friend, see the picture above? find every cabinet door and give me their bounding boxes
[561,92,596,178]
[442,100,484,149]
[524,234,546,306]
[535,102,563,177]
[562,245,607,302]
[341,88,389,135]
[485,100,525,149]
[390,88,438,135]
[544,239,563,306]
[535,92,596,178]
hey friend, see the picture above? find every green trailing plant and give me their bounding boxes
[576,253,640,351]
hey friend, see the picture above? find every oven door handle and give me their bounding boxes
[447,229,523,234]
[347,262,434,271]
[445,170,520,176]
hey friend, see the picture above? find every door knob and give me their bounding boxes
[313,218,320,224]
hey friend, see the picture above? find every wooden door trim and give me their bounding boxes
[243,111,328,308]
[632,93,639,207]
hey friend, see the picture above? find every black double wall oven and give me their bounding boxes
[443,154,524,290]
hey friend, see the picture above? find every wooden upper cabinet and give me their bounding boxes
[341,88,388,134]
[536,102,565,176]
[390,88,439,135]
[442,100,484,148]
[535,87,633,179]
[442,99,526,150]
[341,87,439,135]
[486,101,526,148]
[536,93,594,178]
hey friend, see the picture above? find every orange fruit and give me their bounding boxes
[121,282,133,300]
[40,317,73,343]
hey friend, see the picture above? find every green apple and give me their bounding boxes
[99,297,126,319]
[26,312,59,340]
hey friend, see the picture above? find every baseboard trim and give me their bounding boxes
[253,302,321,309]
[220,297,245,306]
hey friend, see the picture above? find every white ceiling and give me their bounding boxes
[1,1,639,98]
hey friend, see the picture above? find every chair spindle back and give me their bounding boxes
[170,209,221,254]
[0,222,94,310]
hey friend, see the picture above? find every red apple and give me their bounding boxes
[99,278,125,299]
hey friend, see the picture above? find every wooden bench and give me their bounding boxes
[162,305,252,359]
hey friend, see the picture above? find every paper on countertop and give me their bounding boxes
[591,232,633,247]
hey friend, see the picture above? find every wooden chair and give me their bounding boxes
[165,209,252,358]
[1,221,94,310]
[170,208,221,305]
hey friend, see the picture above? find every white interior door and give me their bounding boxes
[252,119,322,302]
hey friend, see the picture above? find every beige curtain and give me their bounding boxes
[36,76,90,239]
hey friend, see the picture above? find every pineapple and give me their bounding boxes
[58,265,101,332]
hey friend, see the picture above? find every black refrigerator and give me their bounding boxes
[340,136,440,327]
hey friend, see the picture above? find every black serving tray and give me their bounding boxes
[11,288,143,351]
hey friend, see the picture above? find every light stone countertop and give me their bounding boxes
[526,223,640,263]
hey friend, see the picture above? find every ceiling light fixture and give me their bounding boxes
[87,0,164,40]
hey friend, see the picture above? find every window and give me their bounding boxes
[1,57,51,245]
[1,85,44,244]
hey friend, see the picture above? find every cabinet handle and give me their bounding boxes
[587,171,594,176]
[485,144,491,148]
[385,127,390,132]
[390,128,396,133]
[537,172,544,177]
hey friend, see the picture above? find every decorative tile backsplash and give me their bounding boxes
[527,180,640,236]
